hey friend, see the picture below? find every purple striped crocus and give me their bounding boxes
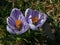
[7,8,29,34]
[25,8,47,30]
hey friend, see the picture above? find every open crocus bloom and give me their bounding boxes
[7,8,29,34]
[25,8,47,30]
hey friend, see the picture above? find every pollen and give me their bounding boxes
[16,20,21,29]
[31,17,38,24]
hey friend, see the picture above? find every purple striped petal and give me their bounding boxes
[29,24,38,30]
[25,8,32,18]
[10,8,22,20]
[25,8,39,19]
[32,10,39,18]
[7,17,15,26]
[7,26,15,34]
[36,13,47,27]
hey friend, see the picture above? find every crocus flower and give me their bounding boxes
[25,8,47,30]
[7,8,29,34]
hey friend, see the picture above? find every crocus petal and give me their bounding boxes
[25,8,32,18]
[25,8,39,18]
[10,8,23,20]
[7,26,15,34]
[32,10,39,17]
[36,13,47,27]
[25,8,33,23]
[29,24,38,30]
[7,17,15,26]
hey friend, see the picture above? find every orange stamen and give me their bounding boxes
[16,20,21,29]
[31,17,38,24]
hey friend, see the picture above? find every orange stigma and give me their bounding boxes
[16,20,21,29]
[31,17,38,24]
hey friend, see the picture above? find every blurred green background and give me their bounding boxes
[0,0,59,45]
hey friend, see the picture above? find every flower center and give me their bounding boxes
[31,17,38,24]
[15,20,22,30]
